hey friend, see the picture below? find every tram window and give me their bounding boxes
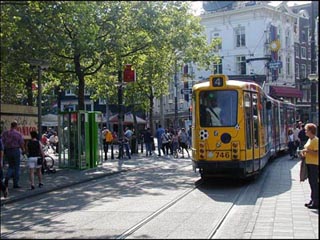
[199,90,237,127]
[244,93,252,149]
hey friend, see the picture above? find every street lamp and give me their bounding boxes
[29,59,49,138]
[308,73,318,124]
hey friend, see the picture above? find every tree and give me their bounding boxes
[1,1,220,131]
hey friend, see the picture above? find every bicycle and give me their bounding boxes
[41,154,56,174]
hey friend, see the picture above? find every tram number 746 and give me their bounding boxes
[215,151,230,159]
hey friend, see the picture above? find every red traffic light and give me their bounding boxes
[124,64,135,83]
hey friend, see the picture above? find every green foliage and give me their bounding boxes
[1,1,220,123]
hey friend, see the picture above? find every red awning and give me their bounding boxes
[270,86,303,98]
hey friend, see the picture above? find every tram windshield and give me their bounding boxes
[199,90,238,127]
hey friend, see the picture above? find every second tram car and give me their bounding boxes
[191,74,295,179]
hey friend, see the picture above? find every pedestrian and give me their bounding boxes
[121,127,132,159]
[143,128,153,157]
[298,124,308,149]
[41,133,48,146]
[53,132,59,154]
[2,121,25,189]
[48,132,57,152]
[156,125,165,156]
[187,125,192,149]
[102,127,114,161]
[171,131,180,158]
[161,129,171,156]
[178,128,190,158]
[26,131,45,190]
[0,132,8,198]
[293,124,300,156]
[287,129,296,159]
[300,123,318,209]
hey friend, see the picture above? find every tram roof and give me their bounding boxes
[193,79,261,91]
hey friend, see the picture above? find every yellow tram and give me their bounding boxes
[191,74,295,179]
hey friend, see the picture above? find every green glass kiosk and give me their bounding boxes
[58,111,103,170]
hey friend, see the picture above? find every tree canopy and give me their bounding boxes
[1,1,220,130]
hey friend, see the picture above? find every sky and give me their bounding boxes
[191,1,312,15]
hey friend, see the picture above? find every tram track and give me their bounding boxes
[116,160,272,239]
[1,158,269,239]
[1,162,194,239]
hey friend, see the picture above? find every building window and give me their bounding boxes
[286,57,291,75]
[234,26,246,48]
[236,56,246,75]
[213,60,223,74]
[300,64,306,79]
[301,30,307,43]
[99,98,106,104]
[210,33,222,51]
[295,45,300,58]
[301,47,306,59]
[84,89,90,96]
[307,64,311,75]
[285,30,290,48]
[85,104,92,111]
[295,63,300,79]
[65,89,75,96]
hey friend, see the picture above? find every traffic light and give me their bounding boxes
[123,64,135,82]
[184,80,189,101]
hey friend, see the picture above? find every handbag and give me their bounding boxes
[299,158,308,182]
[37,157,43,165]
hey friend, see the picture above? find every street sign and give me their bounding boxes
[268,61,282,69]
[181,89,192,94]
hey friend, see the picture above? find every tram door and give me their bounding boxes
[244,91,260,173]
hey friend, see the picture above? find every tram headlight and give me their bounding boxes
[207,151,214,158]
[231,141,240,160]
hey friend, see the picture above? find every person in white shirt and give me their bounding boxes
[205,97,222,126]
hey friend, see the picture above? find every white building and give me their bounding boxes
[153,1,309,130]
[194,1,301,97]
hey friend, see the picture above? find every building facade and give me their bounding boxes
[153,1,318,130]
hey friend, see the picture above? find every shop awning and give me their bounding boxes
[270,86,303,98]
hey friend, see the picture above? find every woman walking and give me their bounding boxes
[300,123,318,209]
[26,131,45,190]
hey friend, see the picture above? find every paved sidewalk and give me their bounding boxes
[1,150,318,239]
[0,151,143,205]
[244,155,318,239]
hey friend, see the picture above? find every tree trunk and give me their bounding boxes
[74,53,85,111]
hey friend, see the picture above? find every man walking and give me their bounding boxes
[156,125,165,156]
[2,121,25,189]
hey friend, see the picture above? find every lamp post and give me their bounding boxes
[118,68,124,142]
[309,74,318,124]
[29,59,49,139]
[309,1,318,125]
[174,60,178,130]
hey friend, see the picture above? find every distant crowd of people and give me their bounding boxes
[155,125,191,158]
[287,121,309,159]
